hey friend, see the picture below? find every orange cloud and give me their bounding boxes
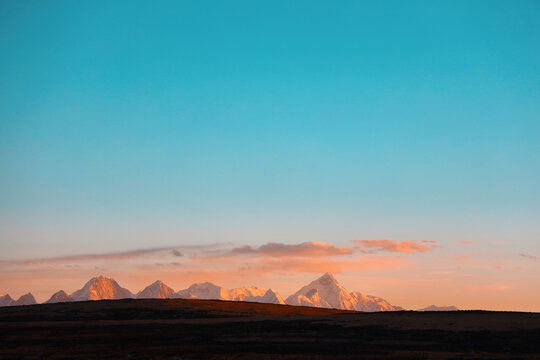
[352,239,438,254]
[187,253,410,280]
[230,241,352,258]
[457,241,479,245]
[257,255,409,273]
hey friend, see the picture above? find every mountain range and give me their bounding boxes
[0,293,37,307]
[0,273,457,311]
[418,305,459,311]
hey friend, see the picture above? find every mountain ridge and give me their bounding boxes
[1,273,457,311]
[286,272,402,312]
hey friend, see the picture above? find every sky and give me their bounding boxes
[1,0,539,311]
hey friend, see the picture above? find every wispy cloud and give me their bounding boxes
[1,243,234,270]
[518,253,538,260]
[13,247,184,266]
[230,241,352,258]
[352,239,438,254]
[457,241,479,245]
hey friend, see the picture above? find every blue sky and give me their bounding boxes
[1,1,539,308]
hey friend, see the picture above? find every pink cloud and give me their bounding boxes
[457,241,479,245]
[352,239,438,254]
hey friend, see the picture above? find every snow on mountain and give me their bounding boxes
[286,273,358,309]
[0,294,15,307]
[15,293,37,306]
[176,282,229,300]
[137,280,175,299]
[1,273,402,310]
[228,286,266,301]
[418,305,459,311]
[351,292,403,312]
[45,290,74,304]
[175,283,286,304]
[0,293,37,306]
[286,273,401,312]
[71,275,134,301]
[252,289,286,305]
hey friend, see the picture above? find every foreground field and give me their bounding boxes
[1,299,539,359]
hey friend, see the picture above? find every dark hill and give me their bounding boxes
[1,298,539,359]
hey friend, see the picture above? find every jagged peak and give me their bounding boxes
[50,290,71,298]
[85,275,112,286]
[317,272,338,282]
[191,281,220,288]
[141,280,174,292]
[16,293,37,305]
[313,273,342,288]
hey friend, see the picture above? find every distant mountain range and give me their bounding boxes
[0,273,458,312]
[417,305,459,311]
[0,293,37,307]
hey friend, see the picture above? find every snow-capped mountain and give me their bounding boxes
[137,280,175,299]
[176,282,229,300]
[0,293,38,307]
[351,292,403,312]
[71,275,133,301]
[253,289,286,305]
[228,286,266,301]
[418,305,459,311]
[1,273,406,310]
[0,293,37,306]
[286,273,401,312]
[15,293,37,306]
[45,290,74,304]
[0,294,14,307]
[175,283,285,304]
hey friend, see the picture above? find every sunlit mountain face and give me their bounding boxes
[3,273,453,311]
[286,273,402,311]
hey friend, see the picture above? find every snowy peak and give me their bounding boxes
[418,305,459,311]
[45,290,74,304]
[137,280,175,299]
[351,292,402,312]
[0,293,37,307]
[0,293,37,306]
[286,273,402,312]
[175,283,286,304]
[240,287,285,305]
[259,289,286,305]
[319,272,337,282]
[176,282,227,300]
[0,294,14,307]
[228,286,266,301]
[286,272,354,309]
[15,293,37,306]
[71,275,133,301]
